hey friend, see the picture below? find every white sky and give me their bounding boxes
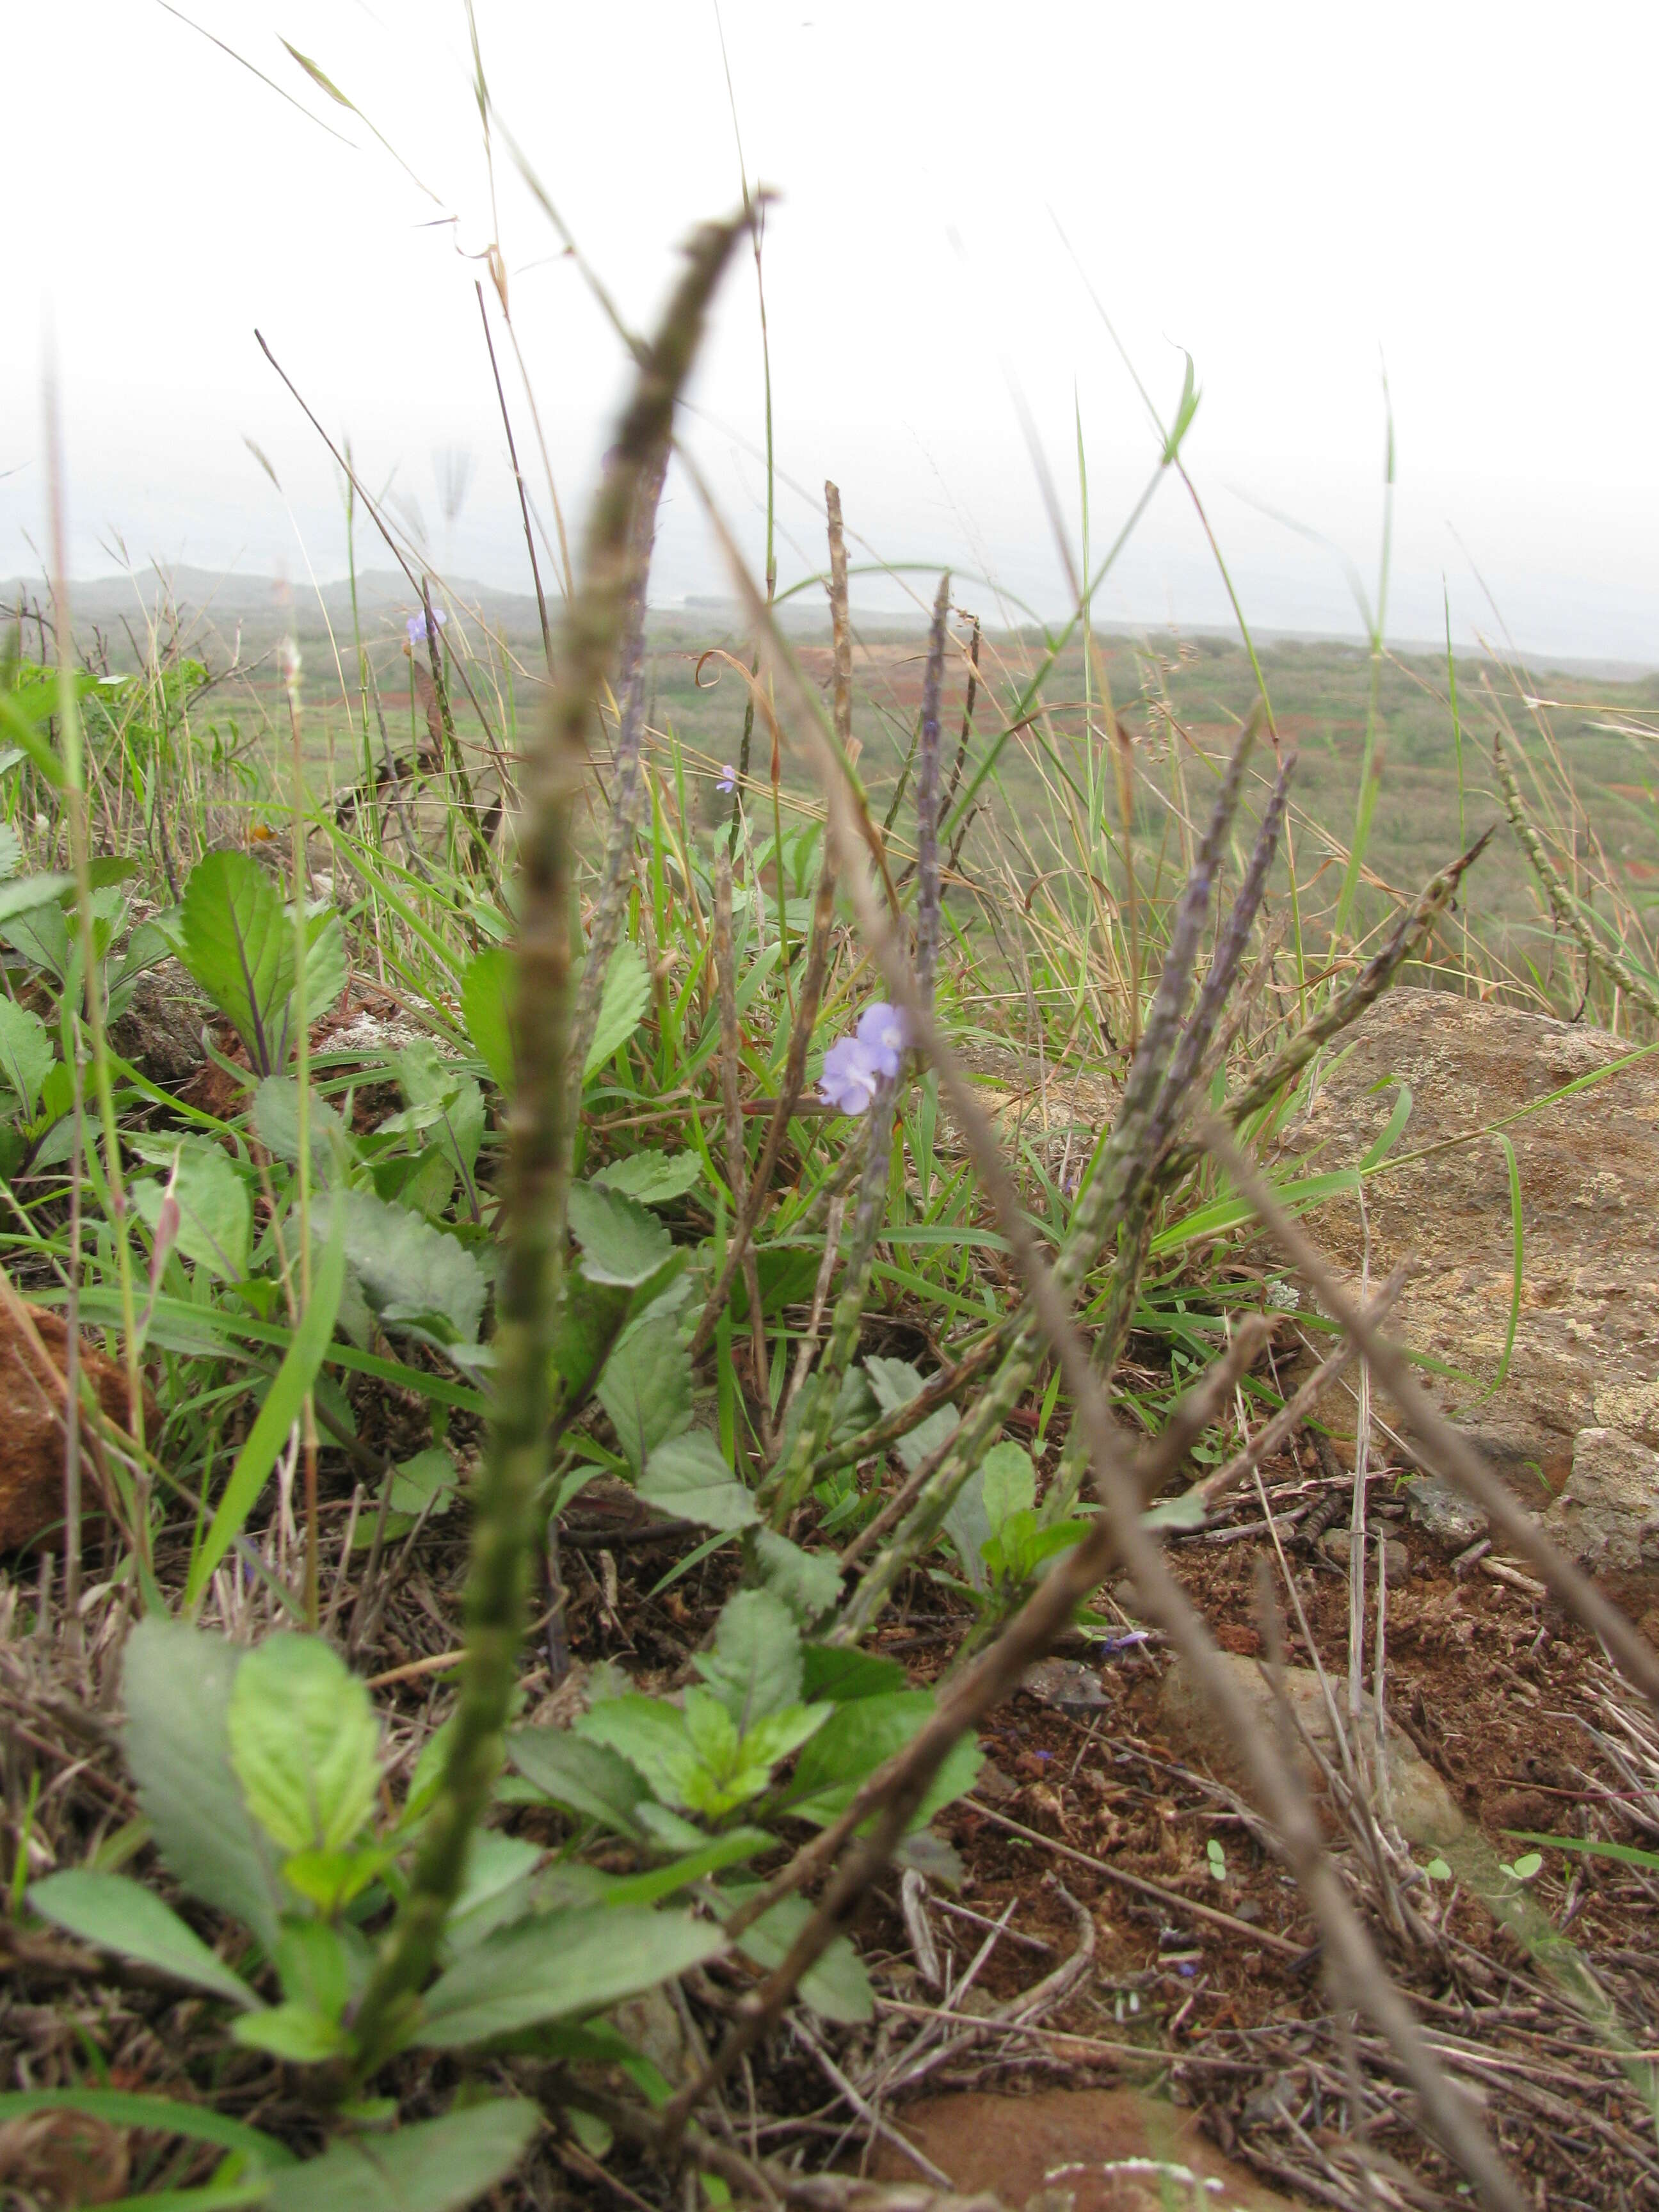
[7,0,1658,661]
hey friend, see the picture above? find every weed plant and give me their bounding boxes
[4,42,1659,2210]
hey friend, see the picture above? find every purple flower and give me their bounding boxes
[406,607,447,646]
[855,1000,910,1078]
[716,763,736,794]
[820,1036,883,1116]
[819,1002,911,1115]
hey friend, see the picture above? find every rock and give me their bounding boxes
[1277,986,1659,1587]
[1021,1658,1108,1712]
[108,964,211,1088]
[1402,1473,1486,1550]
[1158,1650,1465,1850]
[866,2087,1295,2210]
[1543,1427,1659,1576]
[1320,1530,1410,1582]
[0,1302,153,1553]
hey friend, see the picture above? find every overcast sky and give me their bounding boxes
[7,1,1657,661]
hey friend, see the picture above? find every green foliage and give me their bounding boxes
[174,851,343,1077]
[227,1634,381,1857]
[262,2099,538,2212]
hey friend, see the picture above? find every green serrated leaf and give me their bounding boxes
[584,941,650,1078]
[130,1145,252,1281]
[594,1316,693,1475]
[785,1692,980,1830]
[0,996,51,1116]
[566,1182,672,1288]
[459,945,513,1093]
[28,1870,259,2008]
[264,2098,539,2212]
[731,1892,872,2024]
[591,1148,702,1205]
[639,1433,758,1531]
[506,1727,651,1838]
[800,1644,910,1704]
[227,1635,381,1858]
[121,1619,283,1955]
[755,1530,842,1631]
[416,1908,725,2048]
[694,1590,801,1731]
[576,1698,701,1810]
[312,1189,485,1347]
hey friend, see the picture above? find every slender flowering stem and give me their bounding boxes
[346,213,748,2081]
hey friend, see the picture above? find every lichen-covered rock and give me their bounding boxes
[1276,986,1659,1585]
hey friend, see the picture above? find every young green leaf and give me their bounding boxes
[131,1145,252,1282]
[122,1619,284,1955]
[415,1908,725,2048]
[639,1433,759,1531]
[232,2001,353,2062]
[227,1635,381,1859]
[263,2097,539,2212]
[28,1870,259,2008]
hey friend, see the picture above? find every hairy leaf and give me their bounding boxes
[639,1432,758,1531]
[694,1589,801,1731]
[264,2097,539,2212]
[566,1182,672,1288]
[28,1870,259,2008]
[122,1619,283,1954]
[584,940,650,1078]
[591,1148,702,1205]
[312,1189,485,1347]
[416,1908,724,2048]
[595,1317,693,1475]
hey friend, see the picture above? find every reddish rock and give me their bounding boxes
[0,1301,151,1553]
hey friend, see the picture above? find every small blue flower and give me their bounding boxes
[819,1002,911,1115]
[716,763,737,794]
[855,1000,910,1079]
[407,607,447,646]
[820,1036,883,1116]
